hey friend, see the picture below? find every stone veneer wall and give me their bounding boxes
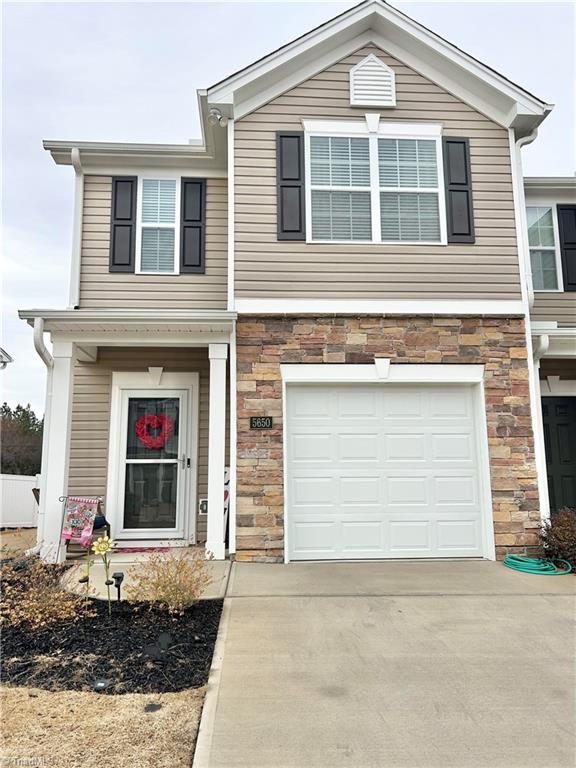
[236,316,540,562]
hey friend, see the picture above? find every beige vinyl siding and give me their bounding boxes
[68,347,229,542]
[234,45,521,300]
[80,177,227,309]
[531,293,576,327]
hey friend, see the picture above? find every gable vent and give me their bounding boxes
[350,54,396,107]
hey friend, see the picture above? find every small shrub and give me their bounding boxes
[539,508,576,571]
[1,557,93,629]
[126,549,212,614]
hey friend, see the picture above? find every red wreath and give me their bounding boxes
[135,414,174,450]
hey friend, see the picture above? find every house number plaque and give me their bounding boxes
[250,416,274,429]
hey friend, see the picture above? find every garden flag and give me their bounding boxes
[61,497,101,548]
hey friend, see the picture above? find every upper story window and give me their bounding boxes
[310,137,372,241]
[526,206,560,291]
[139,179,179,273]
[109,175,206,275]
[379,138,440,242]
[304,120,447,245]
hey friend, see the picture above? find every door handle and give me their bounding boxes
[180,454,186,469]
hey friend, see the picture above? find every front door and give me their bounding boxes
[107,373,199,541]
[542,397,576,512]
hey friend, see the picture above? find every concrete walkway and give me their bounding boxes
[194,561,575,768]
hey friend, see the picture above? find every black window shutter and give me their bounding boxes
[442,137,475,244]
[557,205,576,292]
[277,132,305,240]
[109,176,137,272]
[180,178,206,273]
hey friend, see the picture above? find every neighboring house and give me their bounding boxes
[0,348,14,370]
[524,177,576,515]
[19,0,575,564]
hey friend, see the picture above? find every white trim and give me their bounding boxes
[510,128,551,524]
[280,362,485,384]
[234,298,525,315]
[39,342,74,563]
[525,201,564,292]
[68,148,83,308]
[206,343,229,560]
[227,119,235,311]
[135,174,181,276]
[281,363,495,563]
[541,377,576,397]
[508,128,533,308]
[228,321,237,554]
[106,372,199,544]
[302,119,442,137]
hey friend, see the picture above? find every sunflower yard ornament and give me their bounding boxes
[92,536,114,615]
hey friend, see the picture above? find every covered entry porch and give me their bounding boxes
[19,309,236,562]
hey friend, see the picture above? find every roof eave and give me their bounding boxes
[206,0,551,129]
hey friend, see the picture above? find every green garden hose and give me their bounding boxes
[503,554,572,575]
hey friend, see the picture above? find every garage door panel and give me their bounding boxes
[338,433,380,462]
[290,433,334,462]
[387,476,429,505]
[429,389,471,417]
[340,476,381,504]
[341,521,384,552]
[433,475,478,506]
[288,389,333,419]
[337,390,379,419]
[383,390,424,418]
[292,477,335,505]
[292,521,337,554]
[286,383,488,560]
[389,520,432,551]
[431,433,473,461]
[385,433,427,461]
[436,519,481,550]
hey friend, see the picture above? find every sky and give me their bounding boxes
[2,0,574,414]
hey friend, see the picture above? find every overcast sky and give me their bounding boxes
[2,0,574,414]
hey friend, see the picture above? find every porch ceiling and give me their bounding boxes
[18,309,236,344]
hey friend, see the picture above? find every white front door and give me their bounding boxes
[286,383,489,561]
[107,373,199,542]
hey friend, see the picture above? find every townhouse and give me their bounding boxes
[20,0,575,564]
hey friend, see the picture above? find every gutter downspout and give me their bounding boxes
[33,318,54,552]
[68,148,83,309]
[509,126,550,523]
[532,333,551,520]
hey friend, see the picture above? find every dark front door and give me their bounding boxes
[542,397,576,512]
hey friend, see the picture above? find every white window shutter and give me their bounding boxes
[350,54,396,107]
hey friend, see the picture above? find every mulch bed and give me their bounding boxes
[2,598,223,695]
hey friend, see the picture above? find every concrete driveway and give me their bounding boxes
[194,561,575,768]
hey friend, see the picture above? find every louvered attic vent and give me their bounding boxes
[349,54,396,107]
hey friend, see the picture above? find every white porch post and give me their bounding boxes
[40,341,75,562]
[206,343,228,560]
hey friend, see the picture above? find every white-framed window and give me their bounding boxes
[136,176,181,274]
[379,138,441,242]
[526,205,562,291]
[309,136,372,241]
[304,118,446,245]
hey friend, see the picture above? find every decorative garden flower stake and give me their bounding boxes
[92,536,114,616]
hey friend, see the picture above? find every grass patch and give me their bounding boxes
[1,684,205,767]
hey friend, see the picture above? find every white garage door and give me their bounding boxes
[286,383,488,560]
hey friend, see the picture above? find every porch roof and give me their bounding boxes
[18,308,236,345]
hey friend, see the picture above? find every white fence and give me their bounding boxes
[1,474,40,527]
